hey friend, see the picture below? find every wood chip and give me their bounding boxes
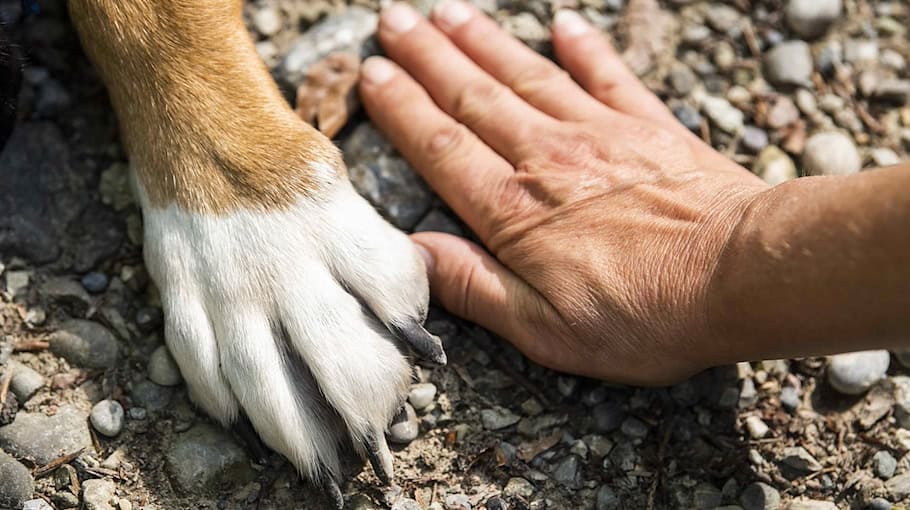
[295,52,360,138]
[517,431,562,462]
[14,340,49,352]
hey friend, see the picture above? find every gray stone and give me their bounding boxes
[693,483,722,509]
[592,402,624,433]
[753,146,797,185]
[780,386,801,411]
[91,399,125,438]
[873,80,910,105]
[166,424,254,492]
[620,417,648,438]
[7,360,44,402]
[745,416,770,439]
[740,378,759,408]
[702,96,744,134]
[82,479,116,510]
[894,376,910,429]
[868,498,892,510]
[886,473,910,500]
[0,406,92,464]
[502,477,534,499]
[781,446,822,473]
[344,123,433,230]
[764,41,813,87]
[827,350,890,395]
[481,407,520,431]
[803,132,862,177]
[391,498,421,510]
[741,482,781,510]
[766,97,800,129]
[873,450,897,479]
[668,64,697,96]
[595,485,620,510]
[280,7,378,85]
[444,493,471,510]
[389,403,419,444]
[673,105,703,132]
[81,272,109,294]
[705,4,741,34]
[22,500,53,510]
[844,39,879,65]
[130,380,174,412]
[148,345,182,386]
[786,500,836,510]
[552,455,580,487]
[52,491,80,509]
[5,271,30,297]
[785,0,841,39]
[251,5,282,36]
[0,451,34,509]
[870,148,900,167]
[407,383,437,411]
[40,277,91,314]
[49,320,120,369]
[741,126,769,153]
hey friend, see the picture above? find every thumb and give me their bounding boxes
[411,232,550,358]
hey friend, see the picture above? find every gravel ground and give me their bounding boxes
[1,0,909,509]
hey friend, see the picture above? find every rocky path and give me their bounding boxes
[1,0,909,509]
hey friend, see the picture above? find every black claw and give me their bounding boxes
[322,477,344,510]
[365,433,394,485]
[389,321,447,366]
[232,416,270,465]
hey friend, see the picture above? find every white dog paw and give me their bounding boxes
[139,178,444,500]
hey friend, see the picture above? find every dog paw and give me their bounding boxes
[139,175,444,501]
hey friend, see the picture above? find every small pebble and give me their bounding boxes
[148,345,182,386]
[49,320,120,369]
[135,307,163,333]
[781,446,823,473]
[785,0,841,39]
[764,41,813,87]
[780,386,801,411]
[389,404,419,444]
[553,454,580,486]
[673,105,703,132]
[870,148,900,167]
[7,360,44,402]
[766,97,800,129]
[693,483,722,509]
[873,450,897,479]
[0,451,34,509]
[22,500,53,510]
[82,479,116,510]
[91,399,125,437]
[740,482,781,510]
[620,417,648,438]
[803,132,862,177]
[745,416,770,439]
[827,350,890,395]
[502,477,534,500]
[252,6,282,37]
[480,407,520,431]
[786,499,836,510]
[596,485,620,510]
[444,493,471,510]
[407,383,437,410]
[753,146,797,185]
[592,402,625,433]
[702,96,744,134]
[886,472,910,500]
[741,126,769,153]
[868,498,893,510]
[668,64,697,96]
[128,407,148,421]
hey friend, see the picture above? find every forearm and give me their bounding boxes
[709,163,910,364]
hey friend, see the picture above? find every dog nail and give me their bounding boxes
[391,321,447,365]
[365,432,395,485]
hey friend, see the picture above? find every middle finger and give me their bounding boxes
[378,2,555,163]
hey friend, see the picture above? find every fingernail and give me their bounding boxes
[415,244,435,274]
[553,9,590,37]
[433,0,473,31]
[361,57,396,85]
[382,2,420,33]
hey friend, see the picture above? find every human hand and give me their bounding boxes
[359,2,772,384]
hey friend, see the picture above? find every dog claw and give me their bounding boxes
[390,321,447,366]
[322,476,344,510]
[365,432,394,485]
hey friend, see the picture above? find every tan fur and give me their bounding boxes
[68,0,342,213]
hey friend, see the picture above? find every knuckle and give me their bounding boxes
[451,79,506,125]
[511,64,569,98]
[423,122,470,164]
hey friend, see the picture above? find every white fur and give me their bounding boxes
[137,178,427,481]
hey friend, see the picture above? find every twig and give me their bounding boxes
[0,367,13,404]
[33,448,85,478]
[14,340,49,352]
